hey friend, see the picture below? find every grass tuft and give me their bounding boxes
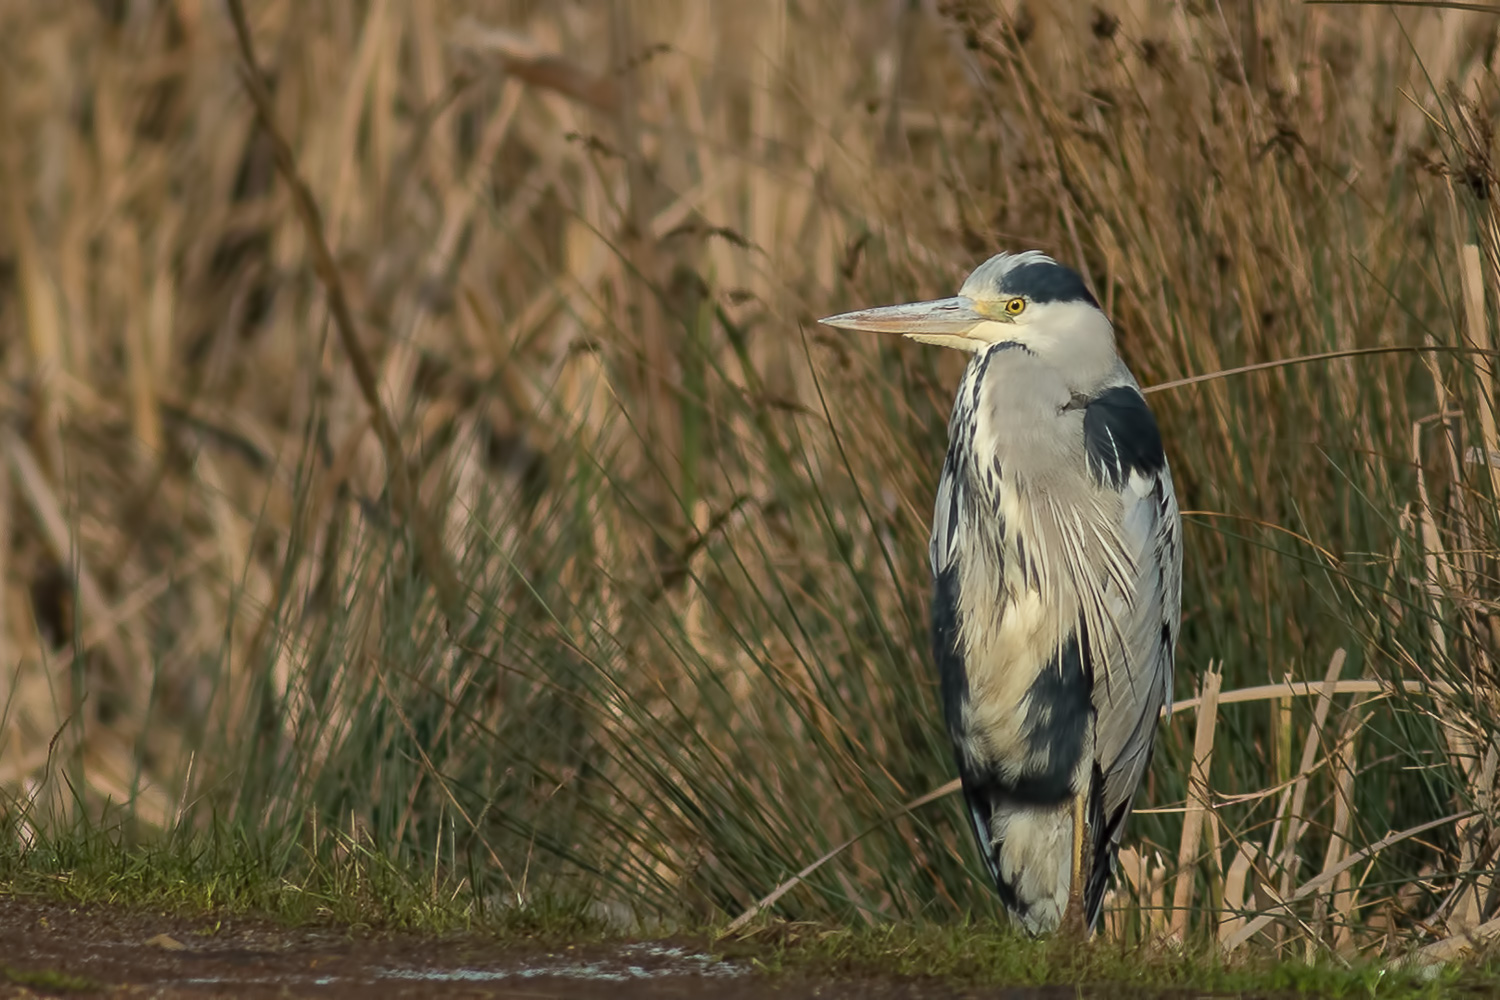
[725,921,1461,997]
[1,966,104,995]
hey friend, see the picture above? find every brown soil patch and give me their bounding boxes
[0,896,1069,998]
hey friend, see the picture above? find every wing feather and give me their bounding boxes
[1085,462,1181,926]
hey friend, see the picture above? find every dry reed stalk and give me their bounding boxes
[1451,820,1487,935]
[1457,229,1500,931]
[0,436,10,683]
[1416,914,1500,964]
[1447,138,1490,602]
[3,122,66,483]
[1414,423,1455,665]
[3,430,133,704]
[450,19,620,113]
[1169,677,1456,714]
[1271,676,1292,774]
[1265,675,1293,950]
[1460,243,1499,503]
[1114,847,1145,940]
[1116,845,1172,943]
[1169,666,1222,942]
[1412,405,1491,908]
[1145,850,1170,942]
[1271,650,1347,902]
[1311,709,1367,955]
[1219,843,1261,947]
[224,0,463,618]
[1223,812,1475,953]
[381,77,523,528]
[323,0,395,236]
[1462,743,1499,919]
[1250,873,1298,953]
[121,227,163,460]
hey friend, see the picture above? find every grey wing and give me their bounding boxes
[928,446,1010,895]
[1085,460,1182,926]
[929,443,964,579]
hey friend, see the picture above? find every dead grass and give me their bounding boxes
[2,0,1500,965]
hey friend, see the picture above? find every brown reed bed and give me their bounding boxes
[2,0,1500,966]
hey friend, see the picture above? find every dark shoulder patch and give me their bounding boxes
[1008,633,1092,804]
[931,564,968,747]
[1080,386,1165,489]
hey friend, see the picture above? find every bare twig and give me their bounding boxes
[1145,345,1500,396]
[1307,1,1500,12]
[721,782,956,935]
[223,0,463,617]
[1223,812,1477,951]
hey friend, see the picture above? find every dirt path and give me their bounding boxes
[0,897,1076,998]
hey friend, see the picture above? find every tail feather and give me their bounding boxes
[964,764,1126,935]
[1084,754,1150,931]
[1084,763,1113,930]
[963,777,1075,935]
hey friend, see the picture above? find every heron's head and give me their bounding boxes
[820,251,1112,360]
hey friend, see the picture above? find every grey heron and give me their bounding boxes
[821,251,1182,935]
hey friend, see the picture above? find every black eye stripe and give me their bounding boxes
[997,260,1099,307]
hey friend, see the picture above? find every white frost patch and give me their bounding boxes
[378,943,744,983]
[177,976,340,987]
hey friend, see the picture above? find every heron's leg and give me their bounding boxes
[1061,791,1088,937]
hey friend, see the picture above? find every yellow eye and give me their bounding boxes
[1004,297,1026,316]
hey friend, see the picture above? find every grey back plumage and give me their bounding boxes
[927,252,1181,933]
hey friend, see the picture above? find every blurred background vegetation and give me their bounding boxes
[2,0,1500,960]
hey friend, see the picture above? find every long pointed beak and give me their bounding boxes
[819,296,988,338]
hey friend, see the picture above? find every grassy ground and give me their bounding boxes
[0,825,1485,997]
[3,0,1500,974]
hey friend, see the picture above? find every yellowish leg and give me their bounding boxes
[1061,792,1089,938]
